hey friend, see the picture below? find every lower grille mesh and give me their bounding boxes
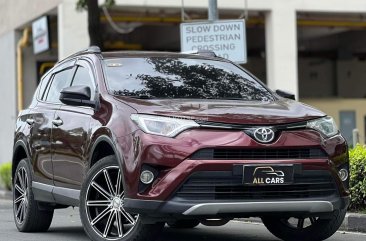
[190,148,327,160]
[175,171,338,201]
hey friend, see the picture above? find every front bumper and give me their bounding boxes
[124,196,350,217]
[118,129,349,200]
[118,128,349,219]
[123,162,350,218]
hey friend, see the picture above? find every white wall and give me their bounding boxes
[0,0,61,37]
[58,0,89,59]
[265,3,298,97]
[0,32,17,164]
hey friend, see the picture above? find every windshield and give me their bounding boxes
[103,57,274,101]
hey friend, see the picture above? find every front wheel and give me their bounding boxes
[79,155,164,241]
[261,209,346,241]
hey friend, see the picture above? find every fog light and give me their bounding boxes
[140,170,154,184]
[338,168,349,182]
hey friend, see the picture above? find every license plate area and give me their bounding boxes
[243,165,294,185]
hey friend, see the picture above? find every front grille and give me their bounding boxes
[175,171,338,201]
[190,148,327,160]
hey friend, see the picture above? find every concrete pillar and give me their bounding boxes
[58,0,88,59]
[265,6,298,98]
[0,31,17,164]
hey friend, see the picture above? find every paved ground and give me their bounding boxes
[1,199,365,241]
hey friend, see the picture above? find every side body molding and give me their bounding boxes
[32,181,80,207]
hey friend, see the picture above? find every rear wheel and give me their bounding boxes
[261,209,346,241]
[13,159,54,232]
[167,219,200,229]
[79,155,164,241]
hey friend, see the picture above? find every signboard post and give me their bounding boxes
[32,16,50,54]
[180,19,247,64]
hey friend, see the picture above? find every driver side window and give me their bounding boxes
[45,68,74,103]
[71,65,96,100]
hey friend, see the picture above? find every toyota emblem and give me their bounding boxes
[253,127,275,143]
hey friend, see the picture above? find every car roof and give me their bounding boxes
[54,48,231,74]
[100,51,229,62]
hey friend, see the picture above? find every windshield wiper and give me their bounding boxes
[203,97,246,100]
[122,95,155,99]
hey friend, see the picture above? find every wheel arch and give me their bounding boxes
[88,135,129,195]
[12,140,30,179]
[89,135,123,169]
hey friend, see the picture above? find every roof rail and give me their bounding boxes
[87,46,101,53]
[61,46,101,61]
[181,50,217,57]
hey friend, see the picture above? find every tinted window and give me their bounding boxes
[45,68,74,103]
[103,57,274,101]
[71,66,95,99]
[37,73,51,100]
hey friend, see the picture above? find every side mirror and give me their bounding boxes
[60,85,96,108]
[275,89,296,100]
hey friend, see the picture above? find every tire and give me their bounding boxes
[261,208,347,241]
[13,159,54,232]
[167,219,200,229]
[79,155,164,241]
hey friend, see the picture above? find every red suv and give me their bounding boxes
[12,47,349,241]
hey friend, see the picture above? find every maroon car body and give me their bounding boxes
[12,47,350,241]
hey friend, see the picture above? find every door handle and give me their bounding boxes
[52,119,63,127]
[26,118,35,125]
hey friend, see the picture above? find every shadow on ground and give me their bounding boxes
[43,223,279,241]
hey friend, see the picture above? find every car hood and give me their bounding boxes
[114,97,325,125]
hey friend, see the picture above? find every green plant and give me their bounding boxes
[0,162,12,191]
[349,144,366,210]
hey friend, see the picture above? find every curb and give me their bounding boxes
[341,213,366,233]
[238,213,366,233]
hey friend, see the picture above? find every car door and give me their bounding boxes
[28,62,75,186]
[51,59,96,190]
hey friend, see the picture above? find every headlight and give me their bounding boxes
[307,116,339,138]
[130,114,199,137]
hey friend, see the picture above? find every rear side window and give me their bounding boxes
[37,73,51,100]
[45,68,74,103]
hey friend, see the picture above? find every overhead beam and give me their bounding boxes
[113,0,366,13]
[100,15,366,29]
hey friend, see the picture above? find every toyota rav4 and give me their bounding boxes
[12,47,349,241]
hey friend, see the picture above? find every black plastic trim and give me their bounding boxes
[190,147,328,160]
[124,196,349,218]
[32,181,80,206]
[32,181,55,203]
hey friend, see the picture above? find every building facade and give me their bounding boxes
[1,0,366,163]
